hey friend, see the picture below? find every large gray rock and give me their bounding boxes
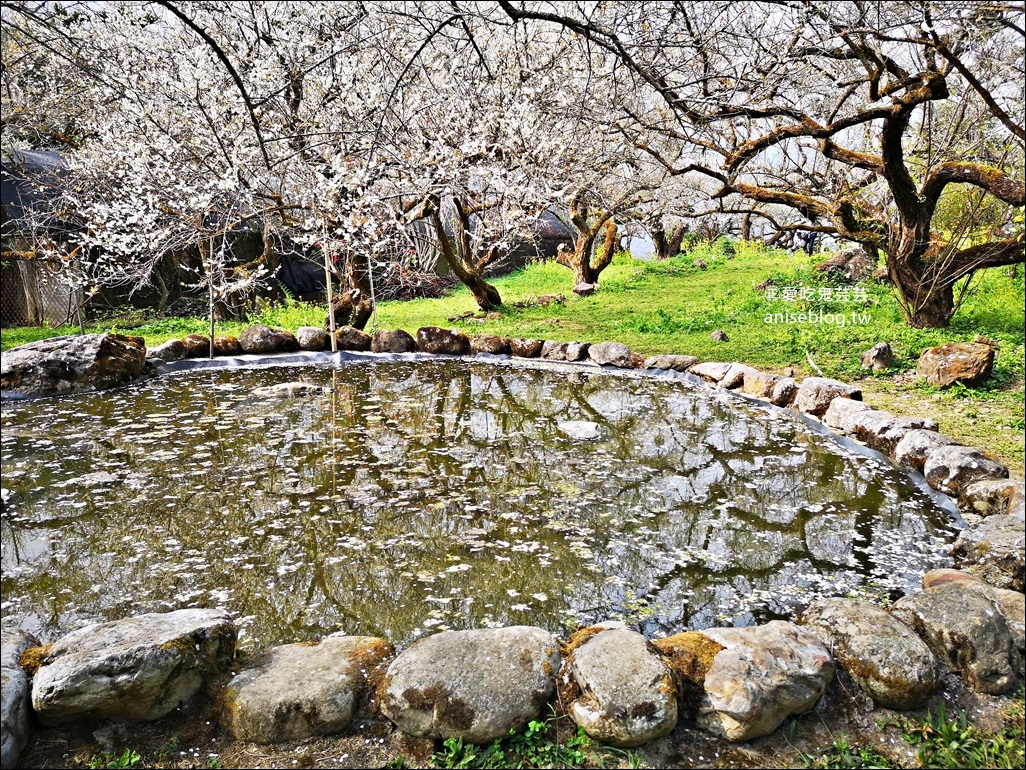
[296,326,330,351]
[334,326,373,352]
[917,342,995,388]
[794,377,862,417]
[565,342,591,362]
[951,514,1025,592]
[238,324,300,354]
[965,584,1025,656]
[822,398,875,431]
[984,589,1025,655]
[573,282,597,296]
[643,354,699,372]
[563,624,677,748]
[923,445,1008,496]
[846,411,938,457]
[719,363,757,390]
[147,338,189,363]
[469,335,510,355]
[922,568,984,590]
[417,327,470,356]
[588,342,634,368]
[2,629,38,769]
[1,333,147,397]
[860,342,893,371]
[798,599,938,710]
[371,329,417,354]
[696,621,834,741]
[924,571,1024,654]
[509,339,542,358]
[180,334,211,358]
[690,362,732,384]
[770,377,798,407]
[380,626,560,744]
[894,430,960,472]
[959,479,1026,517]
[31,609,236,724]
[222,634,393,743]
[212,336,242,357]
[890,583,1018,694]
[540,341,570,361]
[740,369,781,398]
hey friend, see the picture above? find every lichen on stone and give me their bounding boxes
[652,631,724,685]
[19,643,54,676]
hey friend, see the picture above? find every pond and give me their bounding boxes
[1,356,957,649]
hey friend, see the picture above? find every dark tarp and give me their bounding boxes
[1,149,75,237]
[276,251,326,296]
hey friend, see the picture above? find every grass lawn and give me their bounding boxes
[3,241,1023,476]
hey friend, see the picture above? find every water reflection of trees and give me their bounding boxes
[1,361,954,646]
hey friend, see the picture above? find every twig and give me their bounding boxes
[805,350,824,375]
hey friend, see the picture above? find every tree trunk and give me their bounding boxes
[427,206,502,311]
[651,229,669,261]
[651,223,687,260]
[889,265,956,328]
[905,288,955,328]
[887,234,956,328]
[259,227,283,303]
[561,219,618,285]
[457,269,503,310]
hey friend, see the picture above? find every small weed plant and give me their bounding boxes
[802,734,894,769]
[87,749,141,770]
[904,701,1025,769]
[804,696,1026,770]
[431,717,640,769]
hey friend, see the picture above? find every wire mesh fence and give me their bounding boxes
[1,257,82,327]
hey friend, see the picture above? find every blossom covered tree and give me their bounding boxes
[4,1,1022,327]
[375,2,619,308]
[2,1,396,317]
[498,0,1025,327]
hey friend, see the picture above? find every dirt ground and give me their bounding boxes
[17,669,1019,770]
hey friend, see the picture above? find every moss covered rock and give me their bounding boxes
[221,634,393,743]
[798,598,939,710]
[31,609,236,724]
[380,626,559,744]
[562,623,677,748]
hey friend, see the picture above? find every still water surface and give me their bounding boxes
[1,358,956,648]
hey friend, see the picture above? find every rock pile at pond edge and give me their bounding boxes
[3,565,1023,768]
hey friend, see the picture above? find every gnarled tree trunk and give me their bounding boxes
[558,192,619,286]
[650,222,688,260]
[888,233,1024,328]
[558,219,618,286]
[423,196,502,311]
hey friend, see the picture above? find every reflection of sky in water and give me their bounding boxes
[1,359,956,649]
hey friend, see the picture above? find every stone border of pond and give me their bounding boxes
[1,325,1023,767]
